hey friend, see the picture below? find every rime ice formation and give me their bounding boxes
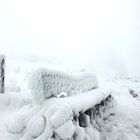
[29,68,98,103]
[6,68,114,140]
[1,60,140,140]
[7,88,114,140]
[0,54,5,93]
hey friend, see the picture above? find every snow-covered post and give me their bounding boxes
[0,55,5,93]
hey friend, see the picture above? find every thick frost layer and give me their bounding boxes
[85,127,100,140]
[0,55,5,93]
[0,92,31,108]
[65,88,111,114]
[7,106,39,134]
[50,103,73,128]
[54,120,75,139]
[26,115,45,138]
[29,68,98,103]
[7,88,113,140]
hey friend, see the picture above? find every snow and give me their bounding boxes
[65,88,110,114]
[0,54,5,61]
[54,120,75,139]
[85,127,100,140]
[0,58,140,140]
[98,75,140,140]
[50,103,73,128]
[29,68,98,104]
[0,107,16,140]
[26,115,45,138]
[74,126,85,140]
[4,87,111,140]
[0,92,31,109]
[6,82,21,93]
[0,94,10,106]
[56,91,67,98]
[7,106,39,134]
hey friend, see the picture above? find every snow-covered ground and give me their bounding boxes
[0,58,140,140]
[98,74,140,140]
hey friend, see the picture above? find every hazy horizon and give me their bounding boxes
[0,0,140,76]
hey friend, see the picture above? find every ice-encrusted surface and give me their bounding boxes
[0,58,140,140]
[29,68,98,103]
[1,74,140,140]
[6,88,112,140]
[0,55,5,93]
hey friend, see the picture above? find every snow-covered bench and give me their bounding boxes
[0,54,5,93]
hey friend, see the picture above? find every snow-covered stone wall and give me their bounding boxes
[7,88,114,140]
[29,68,98,103]
[0,55,5,93]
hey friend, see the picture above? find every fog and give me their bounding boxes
[0,0,140,76]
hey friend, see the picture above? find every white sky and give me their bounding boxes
[0,0,140,76]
